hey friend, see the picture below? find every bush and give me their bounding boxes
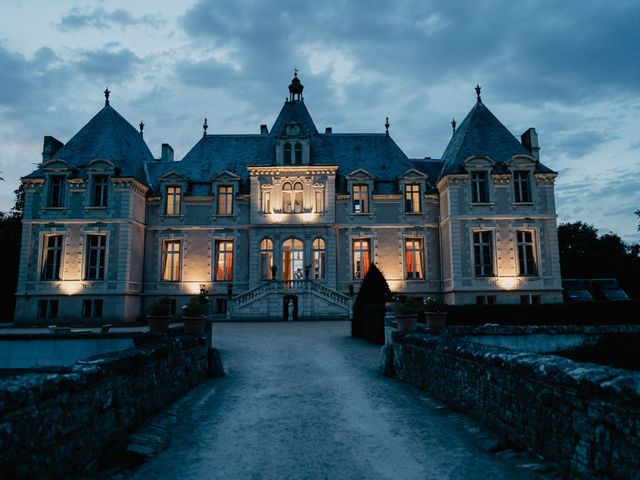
[351,264,390,340]
[148,297,172,316]
[362,303,386,345]
[182,293,209,317]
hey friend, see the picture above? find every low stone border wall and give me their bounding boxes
[0,334,209,479]
[392,332,640,479]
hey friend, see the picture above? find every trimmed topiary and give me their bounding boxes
[351,263,390,341]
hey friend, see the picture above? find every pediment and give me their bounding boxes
[346,168,374,180]
[212,170,241,181]
[42,159,71,171]
[159,170,189,182]
[398,168,428,180]
[506,155,537,168]
[463,155,495,168]
[86,158,116,170]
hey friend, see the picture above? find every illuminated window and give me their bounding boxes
[293,182,303,213]
[260,238,273,280]
[41,234,63,280]
[91,175,109,207]
[165,186,181,215]
[352,239,371,279]
[473,231,494,277]
[405,184,421,213]
[48,175,66,207]
[283,143,292,165]
[517,230,538,276]
[312,238,326,279]
[404,238,424,279]
[294,143,302,164]
[161,240,181,282]
[352,184,369,213]
[85,234,107,280]
[215,240,234,281]
[315,190,324,213]
[283,238,304,280]
[470,172,489,203]
[513,171,531,203]
[217,185,233,215]
[262,190,271,213]
[283,182,303,213]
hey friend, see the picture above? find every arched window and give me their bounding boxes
[312,237,326,279]
[283,143,292,165]
[282,238,304,281]
[282,182,293,212]
[260,238,273,280]
[293,182,304,213]
[294,143,303,164]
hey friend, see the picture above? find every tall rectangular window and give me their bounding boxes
[161,240,181,282]
[470,171,489,203]
[38,299,58,319]
[352,184,369,213]
[517,230,538,276]
[404,238,424,279]
[217,185,233,215]
[82,299,103,318]
[92,175,109,207]
[262,190,271,214]
[315,190,324,214]
[352,239,371,279]
[85,234,107,280]
[473,231,494,277]
[49,175,66,207]
[513,171,531,203]
[404,184,421,213]
[42,234,63,280]
[215,240,234,281]
[165,186,181,215]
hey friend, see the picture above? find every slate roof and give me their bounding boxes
[439,100,555,178]
[25,104,154,184]
[270,100,318,136]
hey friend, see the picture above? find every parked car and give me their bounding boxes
[586,278,631,301]
[562,279,594,302]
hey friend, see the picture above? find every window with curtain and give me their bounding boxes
[215,240,234,281]
[352,239,371,279]
[404,238,424,279]
[260,238,273,280]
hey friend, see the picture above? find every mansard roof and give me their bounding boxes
[47,104,153,183]
[270,100,318,136]
[439,100,554,178]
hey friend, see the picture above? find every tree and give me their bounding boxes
[0,183,24,321]
[351,264,390,340]
[636,209,640,231]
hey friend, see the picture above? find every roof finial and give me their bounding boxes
[288,69,304,101]
[451,118,456,132]
[203,117,208,137]
[385,117,390,136]
[104,87,110,106]
[475,84,481,102]
[294,67,298,77]
[139,121,144,135]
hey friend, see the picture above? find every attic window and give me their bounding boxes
[294,143,302,164]
[284,143,292,165]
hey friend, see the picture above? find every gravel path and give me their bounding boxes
[128,321,549,480]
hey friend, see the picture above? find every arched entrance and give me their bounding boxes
[282,238,304,281]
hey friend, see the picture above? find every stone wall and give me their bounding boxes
[392,332,640,479]
[0,334,209,479]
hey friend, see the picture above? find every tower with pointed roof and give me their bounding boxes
[14,78,562,323]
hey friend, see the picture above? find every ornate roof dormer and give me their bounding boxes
[288,70,304,102]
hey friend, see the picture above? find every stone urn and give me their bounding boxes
[395,314,418,331]
[426,312,447,329]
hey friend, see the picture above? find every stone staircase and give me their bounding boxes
[229,280,352,320]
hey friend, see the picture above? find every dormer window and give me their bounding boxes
[284,143,292,165]
[91,175,109,207]
[217,185,234,215]
[283,181,304,213]
[404,184,421,213]
[352,184,369,213]
[294,143,302,165]
[513,171,531,203]
[165,186,182,216]
[48,175,66,207]
[470,171,489,203]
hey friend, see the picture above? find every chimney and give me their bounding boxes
[42,136,64,162]
[325,127,333,134]
[260,124,269,135]
[160,143,174,162]
[521,128,540,161]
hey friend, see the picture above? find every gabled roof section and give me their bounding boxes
[50,104,153,184]
[270,100,318,137]
[439,101,553,178]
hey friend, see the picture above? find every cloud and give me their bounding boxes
[552,131,615,158]
[58,7,163,31]
[77,47,142,78]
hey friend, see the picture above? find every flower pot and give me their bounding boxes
[426,312,447,329]
[395,314,418,331]
[147,315,170,333]
[183,316,206,334]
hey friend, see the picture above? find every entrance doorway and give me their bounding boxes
[283,295,298,321]
[283,238,304,281]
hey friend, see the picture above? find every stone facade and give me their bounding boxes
[14,75,562,322]
[392,331,640,479]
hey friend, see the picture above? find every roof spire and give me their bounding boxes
[139,121,144,136]
[203,117,208,137]
[475,84,482,102]
[288,69,304,101]
[104,87,110,106]
[384,117,390,136]
[451,118,456,132]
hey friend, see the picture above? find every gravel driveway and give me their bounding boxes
[128,321,549,480]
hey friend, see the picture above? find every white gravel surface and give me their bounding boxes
[128,321,550,480]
